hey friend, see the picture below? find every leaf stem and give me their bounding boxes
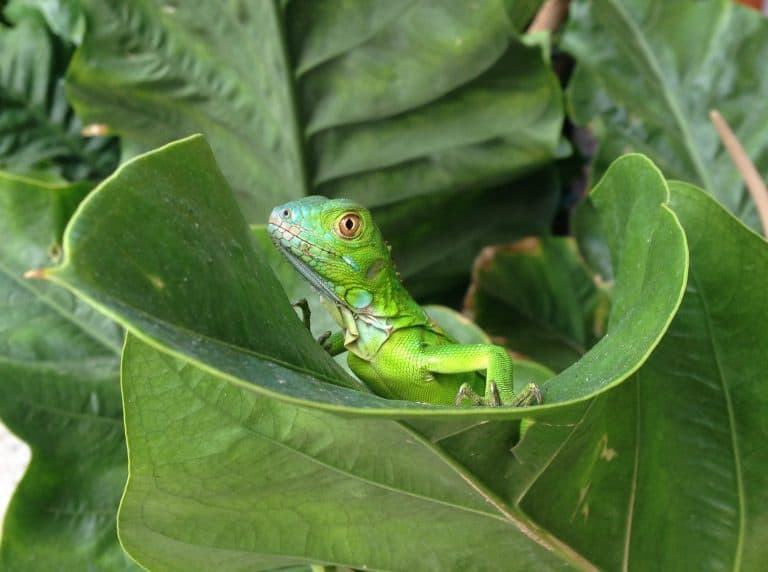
[709,109,768,237]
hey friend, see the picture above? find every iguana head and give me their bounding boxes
[268,196,395,312]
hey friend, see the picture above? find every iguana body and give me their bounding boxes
[268,196,539,407]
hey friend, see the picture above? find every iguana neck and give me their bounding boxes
[339,264,428,327]
[326,264,429,360]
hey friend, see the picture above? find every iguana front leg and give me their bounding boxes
[317,330,346,356]
[422,344,540,407]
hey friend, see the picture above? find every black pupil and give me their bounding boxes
[283,209,289,217]
[345,218,354,230]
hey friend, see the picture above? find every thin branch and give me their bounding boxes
[710,109,768,237]
[527,0,570,34]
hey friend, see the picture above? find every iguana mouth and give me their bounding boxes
[267,217,345,305]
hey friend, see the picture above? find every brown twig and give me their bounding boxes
[710,109,768,237]
[527,0,570,34]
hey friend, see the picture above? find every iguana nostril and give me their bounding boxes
[282,208,290,218]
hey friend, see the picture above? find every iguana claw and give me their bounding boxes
[512,383,542,407]
[317,330,332,348]
[488,381,502,407]
[455,383,480,406]
[292,299,311,330]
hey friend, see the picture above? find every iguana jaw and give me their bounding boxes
[267,214,346,306]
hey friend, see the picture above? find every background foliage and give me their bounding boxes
[0,0,766,570]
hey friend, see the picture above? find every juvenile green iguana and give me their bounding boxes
[268,196,540,407]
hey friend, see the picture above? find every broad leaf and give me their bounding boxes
[372,166,561,300]
[571,197,614,283]
[464,237,609,372]
[48,137,686,418]
[0,1,117,180]
[517,183,768,570]
[0,172,134,570]
[562,0,768,229]
[65,0,565,294]
[118,334,590,571]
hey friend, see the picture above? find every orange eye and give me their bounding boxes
[337,213,362,238]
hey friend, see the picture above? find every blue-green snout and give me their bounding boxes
[268,197,330,266]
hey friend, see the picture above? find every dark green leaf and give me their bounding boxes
[464,237,609,372]
[373,167,561,299]
[571,197,613,283]
[0,2,117,180]
[0,172,135,570]
[65,0,565,292]
[563,0,768,229]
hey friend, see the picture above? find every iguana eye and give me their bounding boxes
[337,213,362,238]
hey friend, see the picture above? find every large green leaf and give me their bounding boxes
[118,334,587,571]
[47,136,686,418]
[0,1,117,181]
[64,0,565,294]
[516,183,768,570]
[562,0,768,229]
[464,237,608,372]
[0,172,135,569]
[372,166,561,300]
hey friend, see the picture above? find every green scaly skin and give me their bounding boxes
[268,196,541,407]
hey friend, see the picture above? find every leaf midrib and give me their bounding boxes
[691,269,746,570]
[0,258,121,355]
[403,420,598,570]
[621,375,641,571]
